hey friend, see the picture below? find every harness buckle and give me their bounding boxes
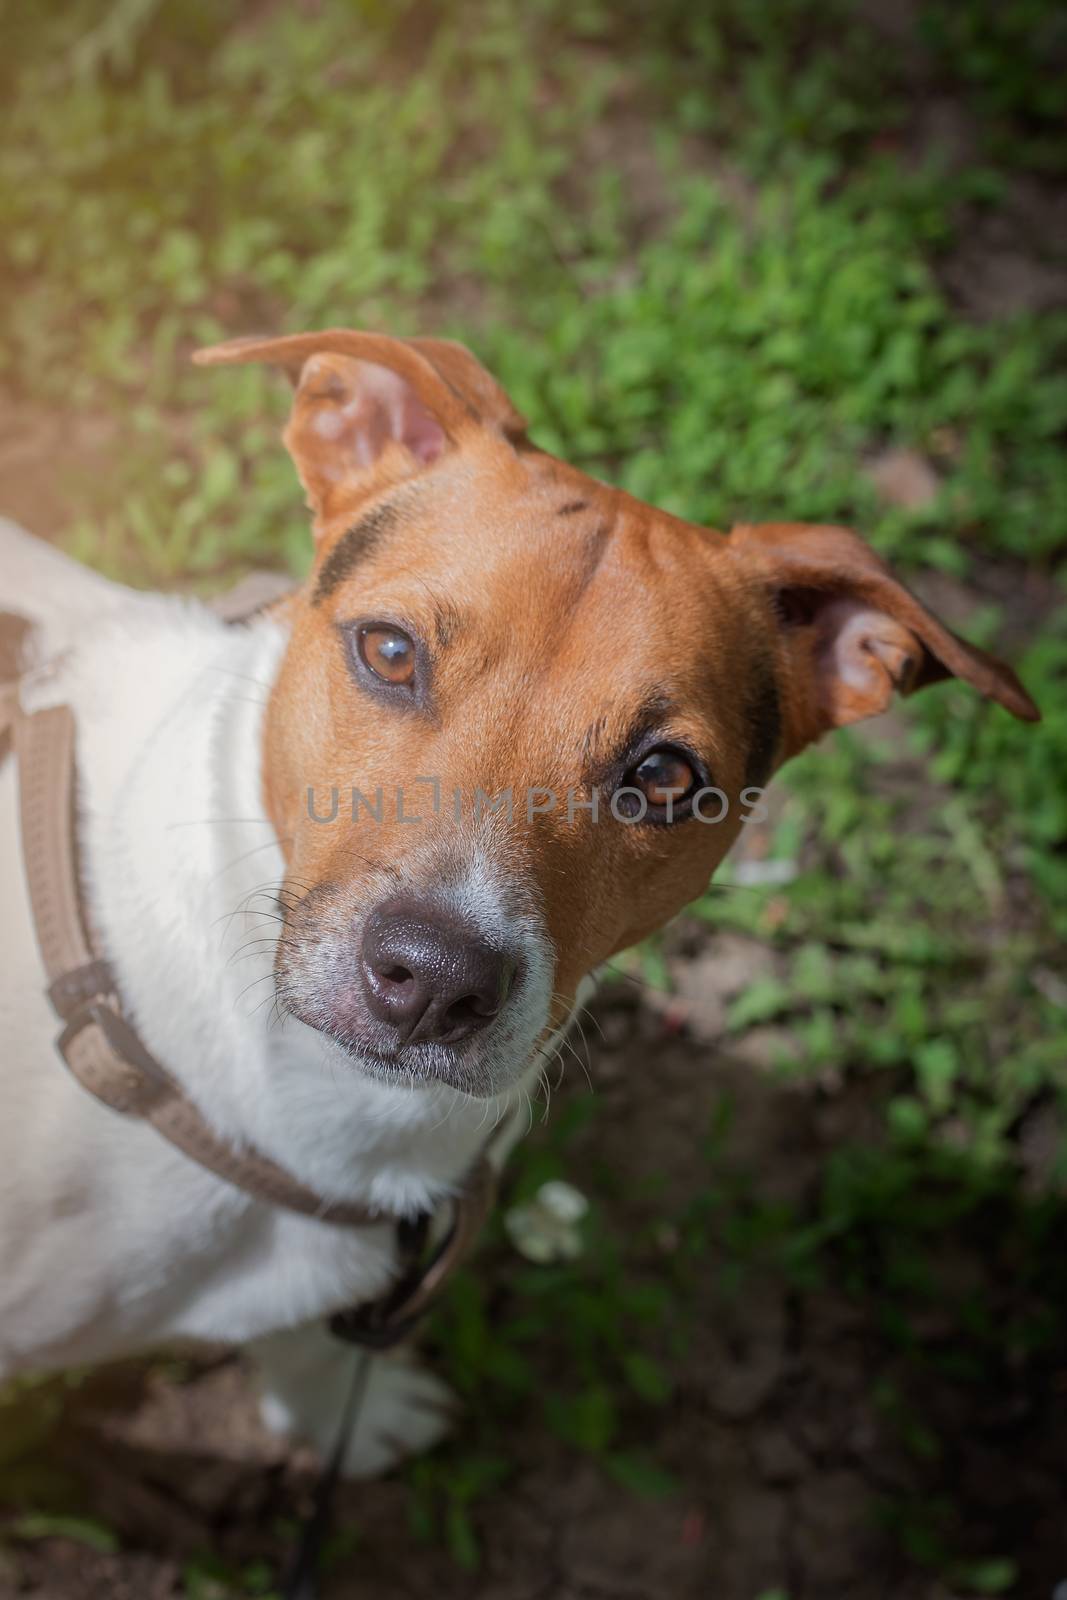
[329,1208,451,1349]
[58,997,174,1101]
[47,959,117,1022]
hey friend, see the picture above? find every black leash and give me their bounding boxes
[274,1155,500,1597]
[280,1346,373,1600]
[278,1212,437,1600]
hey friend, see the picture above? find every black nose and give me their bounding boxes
[360,900,515,1046]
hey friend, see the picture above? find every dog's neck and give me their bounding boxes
[51,593,522,1216]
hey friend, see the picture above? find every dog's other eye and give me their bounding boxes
[358,625,416,687]
[621,745,700,820]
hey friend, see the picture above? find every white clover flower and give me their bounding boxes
[505,1180,590,1263]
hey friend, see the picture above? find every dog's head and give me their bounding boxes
[196,330,1038,1097]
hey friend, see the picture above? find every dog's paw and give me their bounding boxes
[260,1349,458,1479]
[344,1352,457,1478]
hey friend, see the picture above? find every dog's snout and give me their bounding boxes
[360,900,515,1046]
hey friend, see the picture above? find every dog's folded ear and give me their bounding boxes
[730,522,1039,753]
[193,330,526,524]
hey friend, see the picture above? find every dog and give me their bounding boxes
[0,328,1039,1474]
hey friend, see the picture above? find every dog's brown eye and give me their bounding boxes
[359,625,416,686]
[629,747,698,807]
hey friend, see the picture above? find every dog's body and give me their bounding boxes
[0,328,1038,1472]
[0,521,513,1467]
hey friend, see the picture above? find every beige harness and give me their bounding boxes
[0,631,495,1344]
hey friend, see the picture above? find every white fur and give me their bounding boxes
[0,518,555,1469]
[253,1323,457,1477]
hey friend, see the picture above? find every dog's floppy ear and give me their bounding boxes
[730,522,1039,754]
[193,329,526,525]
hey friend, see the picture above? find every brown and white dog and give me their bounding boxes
[0,329,1038,1472]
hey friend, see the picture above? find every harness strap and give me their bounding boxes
[15,703,89,975]
[2,682,497,1259]
[0,682,18,757]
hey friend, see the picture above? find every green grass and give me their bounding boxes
[2,1,1066,1594]
[7,1,1066,584]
